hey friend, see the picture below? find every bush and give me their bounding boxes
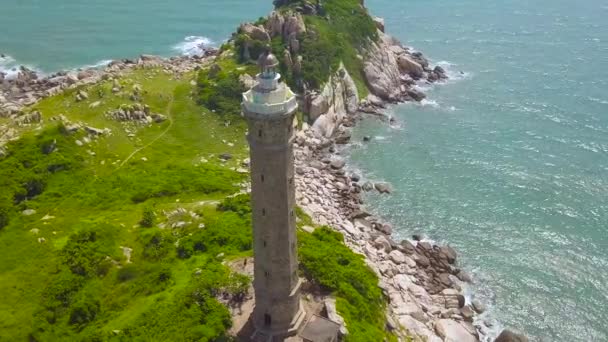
[141,229,175,262]
[217,194,251,217]
[61,227,117,277]
[140,206,155,228]
[197,67,246,116]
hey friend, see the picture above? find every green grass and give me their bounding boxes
[0,67,252,341]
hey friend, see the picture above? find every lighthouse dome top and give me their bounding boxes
[257,50,279,71]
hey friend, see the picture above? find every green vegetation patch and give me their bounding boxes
[274,0,377,96]
[299,226,395,342]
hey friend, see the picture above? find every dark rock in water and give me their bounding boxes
[434,65,446,75]
[471,299,486,314]
[350,173,361,182]
[335,131,351,144]
[374,182,391,194]
[494,329,529,342]
[412,234,423,241]
[362,182,374,191]
[407,89,426,102]
[363,136,372,142]
[219,153,232,161]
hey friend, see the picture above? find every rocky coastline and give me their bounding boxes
[0,9,528,342]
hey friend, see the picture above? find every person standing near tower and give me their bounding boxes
[241,48,306,341]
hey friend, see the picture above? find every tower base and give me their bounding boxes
[251,301,306,342]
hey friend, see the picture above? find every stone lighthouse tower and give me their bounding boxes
[242,49,305,340]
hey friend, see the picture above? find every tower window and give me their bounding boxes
[264,271,269,278]
[262,208,266,216]
[290,210,294,217]
[258,130,262,137]
[261,174,264,182]
[263,240,267,247]
[264,314,272,327]
[288,177,293,185]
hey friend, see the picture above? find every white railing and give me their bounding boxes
[243,91,298,116]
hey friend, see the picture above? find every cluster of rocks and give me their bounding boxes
[106,103,166,124]
[293,120,526,342]
[0,52,217,121]
[358,29,447,116]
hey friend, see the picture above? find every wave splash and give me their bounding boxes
[172,36,214,56]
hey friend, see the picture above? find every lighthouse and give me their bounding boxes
[242,49,306,340]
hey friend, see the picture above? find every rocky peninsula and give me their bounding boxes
[0,1,528,341]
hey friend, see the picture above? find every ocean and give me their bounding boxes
[1,0,607,341]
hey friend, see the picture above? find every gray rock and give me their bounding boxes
[219,153,232,161]
[471,299,486,314]
[330,159,346,170]
[374,182,391,194]
[434,319,477,342]
[22,209,36,216]
[495,329,529,342]
[397,55,424,79]
[362,182,374,191]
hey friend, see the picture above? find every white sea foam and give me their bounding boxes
[419,99,440,108]
[172,36,214,56]
[587,96,608,105]
[0,55,21,78]
[81,59,113,70]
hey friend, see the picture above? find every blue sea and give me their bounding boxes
[1,0,607,341]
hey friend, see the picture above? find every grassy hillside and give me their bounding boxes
[0,68,253,341]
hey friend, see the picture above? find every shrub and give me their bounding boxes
[197,67,246,116]
[217,194,252,217]
[61,227,116,277]
[140,206,155,228]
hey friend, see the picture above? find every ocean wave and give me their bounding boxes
[0,54,24,78]
[80,59,113,70]
[172,36,214,56]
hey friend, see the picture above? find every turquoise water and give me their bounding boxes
[0,0,271,74]
[1,0,607,340]
[350,0,608,340]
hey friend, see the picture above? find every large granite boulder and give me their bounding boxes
[434,319,477,342]
[495,329,529,342]
[397,55,424,79]
[363,33,402,100]
[239,23,270,42]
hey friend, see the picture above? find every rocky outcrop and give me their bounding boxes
[106,103,166,124]
[308,64,359,137]
[239,23,271,43]
[0,53,214,123]
[363,34,402,101]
